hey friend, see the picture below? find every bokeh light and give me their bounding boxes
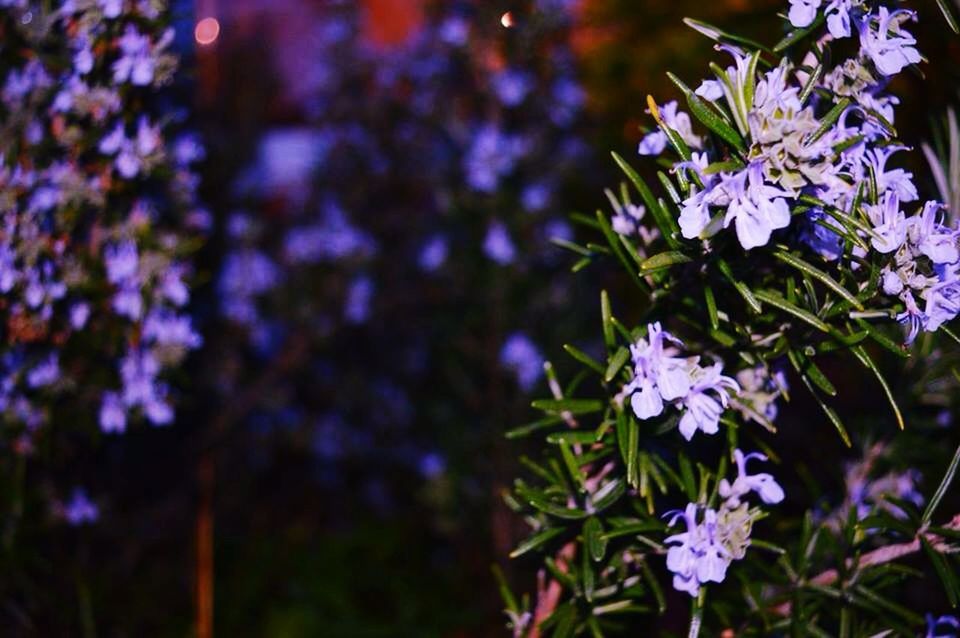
[195,17,220,46]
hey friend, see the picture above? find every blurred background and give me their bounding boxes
[5,0,960,636]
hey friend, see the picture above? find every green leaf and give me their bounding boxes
[851,584,925,627]
[922,441,960,524]
[936,0,960,34]
[678,453,698,502]
[510,527,566,559]
[920,536,960,607]
[755,289,830,333]
[641,250,693,273]
[547,431,602,445]
[639,558,666,614]
[773,13,825,52]
[591,478,626,512]
[604,347,630,383]
[515,484,589,520]
[596,209,649,293]
[601,521,662,540]
[491,565,519,612]
[550,603,577,638]
[804,97,851,147]
[682,17,771,52]
[532,399,604,415]
[798,61,823,106]
[788,348,837,397]
[616,410,630,467]
[601,290,614,349]
[551,237,593,257]
[716,258,762,314]
[582,541,595,602]
[699,286,719,332]
[584,517,607,562]
[772,251,864,311]
[505,415,565,439]
[850,345,904,430]
[560,442,586,492]
[853,319,910,359]
[626,415,639,488]
[611,151,682,249]
[667,72,746,153]
[792,362,852,447]
[564,344,605,375]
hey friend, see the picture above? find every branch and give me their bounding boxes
[773,513,960,617]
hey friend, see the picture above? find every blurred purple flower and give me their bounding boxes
[500,333,543,391]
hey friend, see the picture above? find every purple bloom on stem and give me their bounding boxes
[719,449,786,507]
[857,8,921,77]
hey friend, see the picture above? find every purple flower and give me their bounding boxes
[418,452,447,479]
[61,488,99,526]
[112,25,157,86]
[418,234,448,272]
[483,222,516,265]
[620,323,738,440]
[787,0,821,29]
[865,146,918,203]
[857,8,921,77]
[907,202,959,265]
[464,126,526,192]
[70,303,90,329]
[638,101,702,157]
[27,354,59,388]
[718,449,786,507]
[677,363,739,440]
[344,275,373,324]
[99,391,127,433]
[680,163,792,250]
[926,614,959,638]
[665,504,731,596]
[499,333,543,391]
[492,69,533,107]
[143,310,202,349]
[865,192,906,254]
[104,240,139,284]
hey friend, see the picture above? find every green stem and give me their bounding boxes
[688,589,705,638]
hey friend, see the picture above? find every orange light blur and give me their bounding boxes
[194,17,220,46]
[500,11,515,28]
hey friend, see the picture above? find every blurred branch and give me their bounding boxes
[773,513,960,617]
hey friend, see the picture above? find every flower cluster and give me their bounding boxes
[665,449,784,596]
[618,323,739,440]
[635,0,960,346]
[0,0,202,444]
